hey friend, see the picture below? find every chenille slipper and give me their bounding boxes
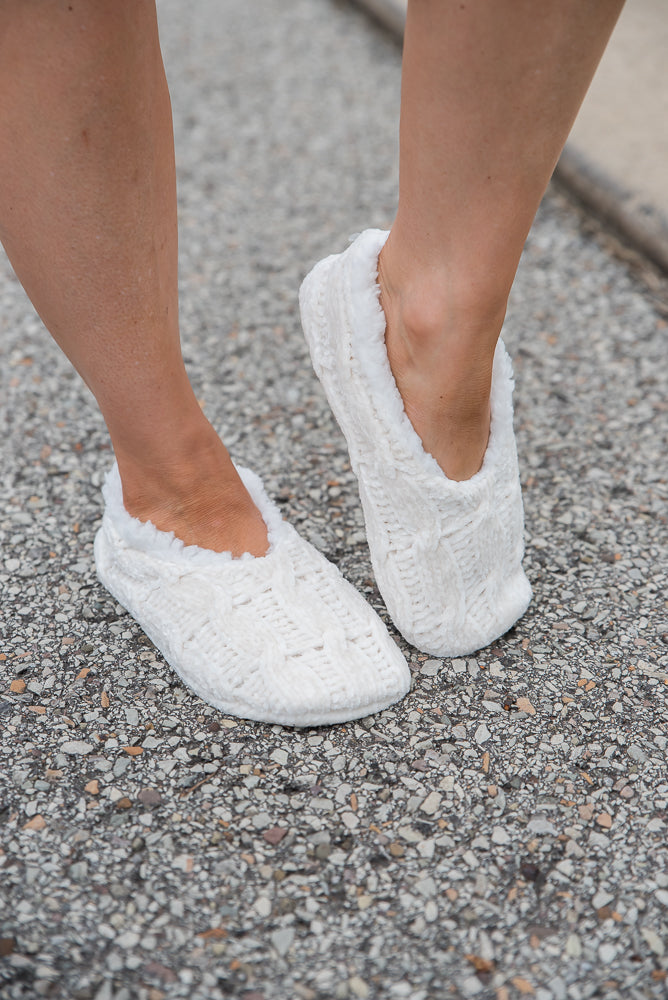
[299,228,532,657]
[94,463,410,727]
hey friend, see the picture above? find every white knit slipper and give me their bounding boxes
[94,463,410,727]
[299,228,532,657]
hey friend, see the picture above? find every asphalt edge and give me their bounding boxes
[349,0,668,276]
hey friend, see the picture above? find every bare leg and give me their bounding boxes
[0,0,267,556]
[0,0,416,726]
[380,0,624,480]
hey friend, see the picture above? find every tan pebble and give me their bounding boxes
[100,691,110,708]
[516,697,536,715]
[197,927,227,940]
[578,804,594,821]
[596,812,612,829]
[445,888,458,902]
[389,842,404,858]
[487,785,498,797]
[349,976,369,999]
[511,976,535,995]
[10,679,26,694]
[116,797,132,809]
[464,954,494,973]
[27,706,46,715]
[84,780,99,795]
[122,746,143,756]
[24,815,46,831]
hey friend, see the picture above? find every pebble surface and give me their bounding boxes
[1,1,667,999]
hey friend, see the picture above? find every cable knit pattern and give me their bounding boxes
[299,229,532,656]
[94,463,410,727]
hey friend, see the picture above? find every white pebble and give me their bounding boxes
[61,741,94,755]
[598,943,616,963]
[491,826,511,845]
[474,723,491,744]
[270,927,294,957]
[420,791,442,815]
[592,889,614,909]
[641,928,664,956]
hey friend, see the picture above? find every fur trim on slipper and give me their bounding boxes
[95,462,410,726]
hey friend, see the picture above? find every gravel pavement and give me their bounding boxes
[1,2,667,999]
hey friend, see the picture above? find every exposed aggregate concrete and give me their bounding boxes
[1,1,666,998]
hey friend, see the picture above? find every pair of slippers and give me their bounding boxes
[95,230,531,727]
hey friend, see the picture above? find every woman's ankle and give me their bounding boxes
[378,234,508,367]
[112,425,269,557]
[378,237,509,480]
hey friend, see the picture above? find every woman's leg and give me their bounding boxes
[0,0,413,725]
[380,0,625,480]
[300,0,625,656]
[0,0,267,557]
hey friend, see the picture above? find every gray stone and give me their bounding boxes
[641,928,664,956]
[420,791,441,815]
[474,723,491,744]
[527,816,556,835]
[1,3,667,1000]
[491,826,511,845]
[61,741,94,755]
[270,927,295,957]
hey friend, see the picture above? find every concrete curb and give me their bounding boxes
[353,0,406,36]
[349,0,668,275]
[556,147,668,276]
